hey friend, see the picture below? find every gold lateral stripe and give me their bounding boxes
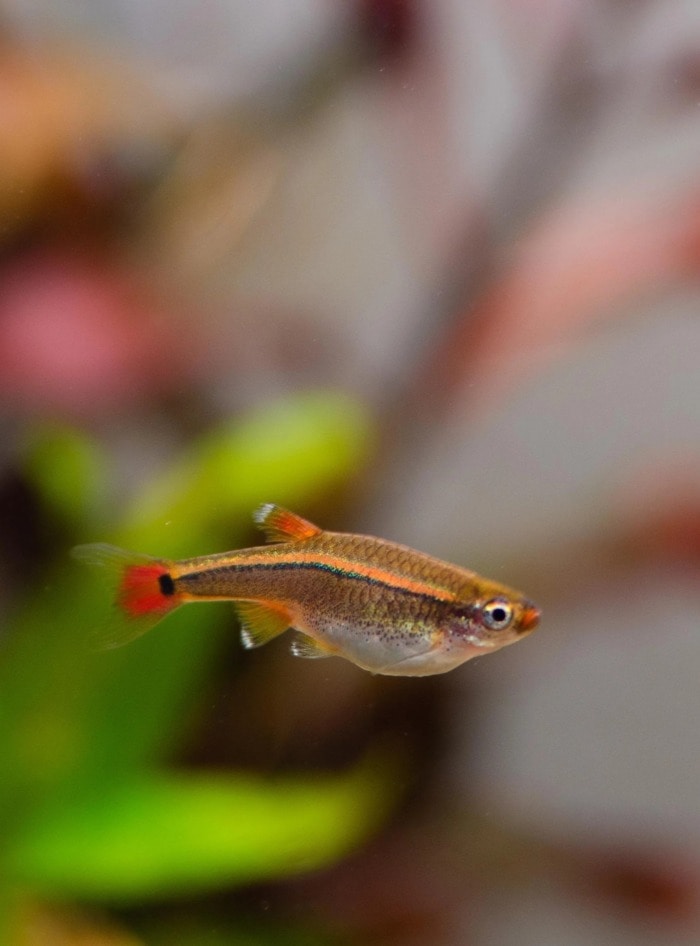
[172,549,457,602]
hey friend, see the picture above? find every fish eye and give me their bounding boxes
[482,598,514,631]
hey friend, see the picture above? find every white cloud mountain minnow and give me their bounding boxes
[73,504,540,676]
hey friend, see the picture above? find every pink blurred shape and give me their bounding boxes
[0,251,186,419]
[433,188,700,415]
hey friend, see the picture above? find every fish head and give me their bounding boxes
[446,580,540,652]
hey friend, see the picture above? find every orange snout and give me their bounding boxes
[519,601,541,632]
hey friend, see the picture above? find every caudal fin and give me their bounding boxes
[72,543,182,649]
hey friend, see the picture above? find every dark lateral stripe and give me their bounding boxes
[178,560,447,603]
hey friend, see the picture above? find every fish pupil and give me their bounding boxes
[159,573,175,596]
[491,607,507,623]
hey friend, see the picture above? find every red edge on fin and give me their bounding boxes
[255,503,321,542]
[119,564,179,618]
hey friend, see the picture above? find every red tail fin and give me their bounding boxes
[72,543,182,648]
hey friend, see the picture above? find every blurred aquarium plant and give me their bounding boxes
[0,391,389,940]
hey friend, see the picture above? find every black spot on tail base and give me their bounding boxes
[159,573,175,596]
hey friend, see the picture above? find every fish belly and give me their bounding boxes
[298,610,446,676]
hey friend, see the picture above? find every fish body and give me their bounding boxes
[73,504,540,677]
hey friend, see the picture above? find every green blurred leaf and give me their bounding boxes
[23,424,107,529]
[121,390,371,555]
[8,763,389,901]
[0,390,373,837]
[76,390,372,777]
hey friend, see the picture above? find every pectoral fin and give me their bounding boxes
[235,601,291,649]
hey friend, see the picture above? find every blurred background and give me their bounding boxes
[1,0,700,943]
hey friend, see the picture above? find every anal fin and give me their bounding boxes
[235,601,291,649]
[290,633,333,659]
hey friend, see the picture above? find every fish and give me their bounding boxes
[72,503,540,676]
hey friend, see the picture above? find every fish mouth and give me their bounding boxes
[518,601,541,633]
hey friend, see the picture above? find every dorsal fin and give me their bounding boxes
[252,504,322,543]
